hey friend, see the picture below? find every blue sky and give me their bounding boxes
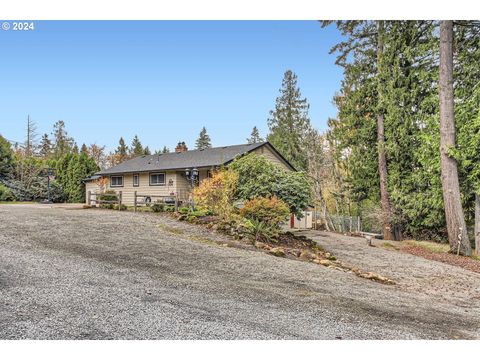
[0,21,343,152]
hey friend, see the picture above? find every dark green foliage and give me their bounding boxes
[229,153,312,217]
[247,126,263,144]
[52,120,74,158]
[130,135,144,156]
[195,127,212,150]
[151,202,165,212]
[0,135,15,179]
[39,133,53,158]
[267,70,311,171]
[115,137,129,161]
[0,177,65,202]
[0,183,15,201]
[324,20,480,240]
[54,152,99,203]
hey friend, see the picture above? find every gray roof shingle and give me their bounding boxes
[96,142,268,175]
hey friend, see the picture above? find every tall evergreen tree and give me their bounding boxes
[162,146,170,154]
[143,146,151,155]
[52,120,74,159]
[324,21,445,239]
[72,143,79,154]
[267,70,311,170]
[39,133,53,159]
[115,137,129,162]
[80,143,88,154]
[195,127,212,150]
[247,126,264,144]
[130,135,144,156]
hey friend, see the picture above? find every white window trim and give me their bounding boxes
[149,172,166,186]
[133,173,140,187]
[110,175,124,187]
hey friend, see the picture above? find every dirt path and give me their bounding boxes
[1,204,479,339]
[303,230,480,313]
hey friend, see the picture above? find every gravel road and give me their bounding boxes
[1,204,479,339]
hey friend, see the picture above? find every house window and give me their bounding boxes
[110,175,123,187]
[149,172,165,186]
[133,174,139,187]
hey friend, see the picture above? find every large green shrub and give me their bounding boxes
[240,196,289,228]
[229,153,312,217]
[0,177,65,202]
[0,183,15,201]
[151,202,165,212]
[0,135,15,179]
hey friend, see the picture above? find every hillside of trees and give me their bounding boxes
[259,21,480,255]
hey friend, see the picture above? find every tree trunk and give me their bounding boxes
[376,20,398,241]
[439,20,471,256]
[475,193,480,255]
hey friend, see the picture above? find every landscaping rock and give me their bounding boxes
[299,251,317,261]
[313,259,333,266]
[255,242,272,251]
[269,247,286,257]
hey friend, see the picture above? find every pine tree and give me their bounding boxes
[115,137,129,162]
[39,133,53,159]
[143,146,151,155]
[72,143,79,154]
[80,143,88,154]
[162,146,170,154]
[130,135,144,156]
[247,126,264,144]
[52,120,74,159]
[267,70,311,170]
[195,127,212,150]
[324,21,443,239]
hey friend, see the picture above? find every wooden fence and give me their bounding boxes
[133,191,179,212]
[87,191,122,209]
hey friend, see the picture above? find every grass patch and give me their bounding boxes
[471,254,480,261]
[187,234,219,246]
[382,242,398,250]
[157,223,184,235]
[404,240,450,253]
[0,201,35,204]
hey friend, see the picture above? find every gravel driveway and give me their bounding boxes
[1,204,479,339]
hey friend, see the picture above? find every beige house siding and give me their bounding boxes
[85,143,293,205]
[105,171,178,205]
[85,181,100,198]
[252,145,292,171]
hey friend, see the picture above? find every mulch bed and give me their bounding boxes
[402,245,480,274]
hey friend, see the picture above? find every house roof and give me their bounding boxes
[94,142,295,176]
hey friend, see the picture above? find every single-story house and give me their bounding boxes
[83,141,295,206]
